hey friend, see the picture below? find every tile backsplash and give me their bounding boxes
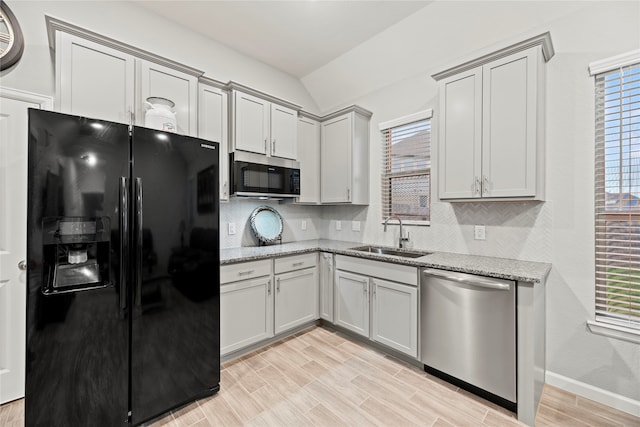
[220,198,551,263]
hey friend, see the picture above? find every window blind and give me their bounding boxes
[381,116,431,222]
[594,61,640,329]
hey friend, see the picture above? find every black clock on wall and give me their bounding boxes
[0,0,24,71]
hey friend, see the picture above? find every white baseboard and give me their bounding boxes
[546,371,640,417]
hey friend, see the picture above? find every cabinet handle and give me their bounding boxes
[292,261,304,267]
[272,139,276,154]
[223,180,228,198]
[238,269,254,276]
[474,177,481,195]
[267,280,271,295]
[277,277,281,292]
[347,188,351,200]
[264,138,268,154]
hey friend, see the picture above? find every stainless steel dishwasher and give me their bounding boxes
[421,268,516,409]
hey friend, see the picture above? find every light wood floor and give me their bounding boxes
[2,326,639,426]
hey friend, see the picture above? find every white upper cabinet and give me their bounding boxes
[434,32,553,201]
[137,60,198,136]
[320,107,371,204]
[232,88,299,160]
[198,80,229,201]
[297,116,321,204]
[49,16,203,135]
[55,32,134,124]
[234,91,270,155]
[270,104,298,159]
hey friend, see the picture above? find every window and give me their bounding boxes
[592,52,640,331]
[379,110,432,223]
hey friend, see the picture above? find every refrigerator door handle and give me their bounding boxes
[119,177,129,310]
[135,177,143,307]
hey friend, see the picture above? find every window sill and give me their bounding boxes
[586,320,640,344]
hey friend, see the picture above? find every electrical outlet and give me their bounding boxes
[474,225,486,240]
[301,220,307,231]
[335,221,342,231]
[351,221,361,232]
[228,222,237,235]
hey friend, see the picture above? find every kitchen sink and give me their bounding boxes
[349,246,431,258]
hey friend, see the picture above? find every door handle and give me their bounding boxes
[119,177,129,310]
[18,260,27,271]
[134,177,143,307]
[422,268,511,291]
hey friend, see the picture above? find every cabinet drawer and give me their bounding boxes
[274,252,317,274]
[335,255,418,286]
[221,259,272,284]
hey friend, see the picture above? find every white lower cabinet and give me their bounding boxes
[335,255,418,358]
[371,278,418,358]
[274,267,318,334]
[319,252,334,322]
[220,259,273,356]
[220,276,273,356]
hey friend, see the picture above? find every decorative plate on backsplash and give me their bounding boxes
[249,206,283,245]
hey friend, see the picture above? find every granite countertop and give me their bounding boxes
[220,239,551,283]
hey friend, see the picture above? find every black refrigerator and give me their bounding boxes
[25,109,220,426]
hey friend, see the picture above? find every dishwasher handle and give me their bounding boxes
[422,268,512,291]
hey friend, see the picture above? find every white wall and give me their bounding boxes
[305,0,640,411]
[1,1,320,113]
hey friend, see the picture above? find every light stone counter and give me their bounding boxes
[221,239,551,283]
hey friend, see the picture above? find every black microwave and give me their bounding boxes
[230,152,300,199]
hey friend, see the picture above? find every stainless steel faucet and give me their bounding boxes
[384,216,410,249]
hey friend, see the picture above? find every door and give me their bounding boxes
[234,91,269,155]
[138,60,198,136]
[319,252,334,322]
[56,32,134,124]
[371,278,418,358]
[321,114,352,203]
[0,94,43,404]
[274,267,318,334]
[198,84,229,201]
[482,48,538,198]
[130,128,220,425]
[25,110,129,426]
[297,117,320,204]
[438,68,482,199]
[421,269,516,402]
[220,276,273,355]
[334,270,369,337]
[270,103,297,159]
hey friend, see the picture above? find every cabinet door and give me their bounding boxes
[297,117,321,204]
[321,114,352,203]
[138,60,198,136]
[56,32,134,124]
[319,252,334,322]
[199,85,229,201]
[438,68,482,200]
[220,277,273,356]
[234,91,269,155]
[274,268,319,335]
[334,270,369,337]
[371,279,418,358]
[482,48,538,197]
[270,104,297,159]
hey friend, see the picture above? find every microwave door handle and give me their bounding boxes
[119,177,128,310]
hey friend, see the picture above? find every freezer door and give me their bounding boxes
[130,127,220,425]
[25,109,130,427]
